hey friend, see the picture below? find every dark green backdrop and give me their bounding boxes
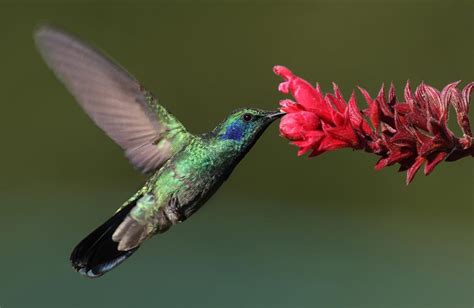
[0,1,472,308]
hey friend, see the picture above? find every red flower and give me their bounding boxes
[280,111,320,140]
[274,65,473,184]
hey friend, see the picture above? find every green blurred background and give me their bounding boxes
[0,1,472,307]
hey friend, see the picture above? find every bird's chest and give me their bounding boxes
[152,147,230,222]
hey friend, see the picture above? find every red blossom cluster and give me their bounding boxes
[274,65,473,184]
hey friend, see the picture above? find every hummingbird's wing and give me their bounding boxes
[34,25,192,173]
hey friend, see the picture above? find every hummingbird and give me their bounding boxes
[34,25,284,278]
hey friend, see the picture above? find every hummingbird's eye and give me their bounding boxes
[242,113,253,122]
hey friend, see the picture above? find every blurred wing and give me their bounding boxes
[35,25,192,173]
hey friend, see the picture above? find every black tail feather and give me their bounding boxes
[70,201,139,278]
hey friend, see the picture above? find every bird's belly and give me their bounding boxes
[151,158,229,227]
[179,173,226,219]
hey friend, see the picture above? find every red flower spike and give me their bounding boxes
[275,65,473,184]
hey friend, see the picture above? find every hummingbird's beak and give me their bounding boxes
[265,111,286,120]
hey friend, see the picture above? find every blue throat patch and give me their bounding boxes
[221,121,244,141]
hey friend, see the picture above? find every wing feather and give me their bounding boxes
[35,25,190,173]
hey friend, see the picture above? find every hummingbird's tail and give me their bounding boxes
[70,201,139,278]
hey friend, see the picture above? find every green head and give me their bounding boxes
[212,108,284,153]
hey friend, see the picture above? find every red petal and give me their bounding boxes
[292,81,333,122]
[405,107,429,131]
[330,83,348,113]
[418,137,442,157]
[404,81,415,106]
[314,83,326,108]
[449,81,473,136]
[389,82,397,106]
[461,82,474,109]
[292,131,325,156]
[292,140,314,156]
[278,81,291,94]
[316,135,349,153]
[347,92,363,128]
[274,66,334,123]
[359,86,380,131]
[394,103,411,114]
[385,148,414,166]
[326,93,346,114]
[273,65,295,81]
[331,109,344,127]
[424,152,448,175]
[390,131,416,148]
[460,82,474,136]
[406,156,425,185]
[279,99,304,113]
[375,157,389,170]
[426,117,455,145]
[325,125,358,146]
[378,84,395,128]
[279,112,320,141]
[347,91,372,135]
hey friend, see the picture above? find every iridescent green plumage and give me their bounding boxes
[35,25,283,278]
